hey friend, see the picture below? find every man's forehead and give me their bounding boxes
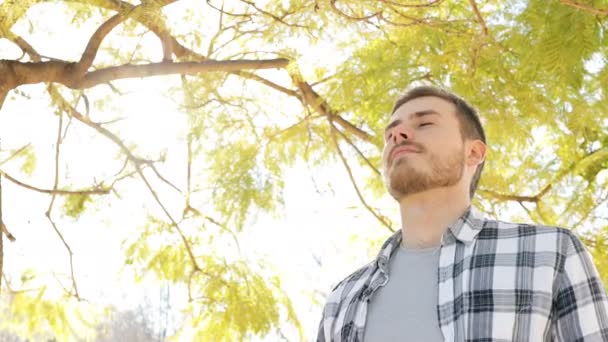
[391,96,456,119]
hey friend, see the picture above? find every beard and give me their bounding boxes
[384,147,464,200]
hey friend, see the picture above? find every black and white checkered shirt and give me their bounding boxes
[317,207,608,341]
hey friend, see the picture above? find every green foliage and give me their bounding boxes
[15,145,37,175]
[177,259,302,342]
[62,194,91,219]
[123,218,302,340]
[0,287,100,340]
[3,0,608,340]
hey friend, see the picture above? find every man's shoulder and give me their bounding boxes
[325,260,376,302]
[479,217,580,249]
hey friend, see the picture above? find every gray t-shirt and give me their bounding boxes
[363,245,444,341]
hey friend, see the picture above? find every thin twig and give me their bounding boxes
[44,111,82,300]
[328,121,394,232]
[468,0,489,36]
[478,188,539,203]
[0,143,31,166]
[239,0,308,28]
[194,207,241,253]
[378,0,443,8]
[570,188,608,232]
[559,0,608,16]
[329,0,381,22]
[0,168,110,195]
[48,86,202,272]
[333,125,381,176]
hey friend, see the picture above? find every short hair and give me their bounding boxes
[391,85,486,199]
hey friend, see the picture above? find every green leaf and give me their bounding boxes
[62,194,91,218]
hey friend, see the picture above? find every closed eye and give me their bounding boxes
[419,122,433,127]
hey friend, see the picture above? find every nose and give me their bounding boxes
[388,124,411,144]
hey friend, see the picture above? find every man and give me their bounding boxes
[316,85,608,341]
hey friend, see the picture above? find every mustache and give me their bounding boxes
[389,142,425,158]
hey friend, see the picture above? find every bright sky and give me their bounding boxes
[0,1,395,341]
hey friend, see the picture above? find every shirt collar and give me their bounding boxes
[375,206,485,273]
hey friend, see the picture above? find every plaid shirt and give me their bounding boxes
[317,207,608,341]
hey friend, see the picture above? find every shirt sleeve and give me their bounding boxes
[316,314,327,342]
[553,230,608,341]
[315,278,348,342]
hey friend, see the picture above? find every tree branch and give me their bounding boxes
[478,188,539,203]
[329,0,381,22]
[2,58,290,91]
[0,143,31,166]
[44,111,82,300]
[79,59,289,88]
[0,222,15,242]
[0,169,110,195]
[378,0,443,8]
[68,0,377,156]
[48,85,202,272]
[73,0,379,150]
[333,125,381,176]
[559,0,608,16]
[238,0,308,28]
[76,13,126,74]
[0,86,8,110]
[468,0,488,35]
[570,189,608,232]
[480,146,608,204]
[235,71,298,97]
[328,120,394,232]
[295,79,375,143]
[66,0,178,60]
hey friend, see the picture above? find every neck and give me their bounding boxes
[398,185,471,249]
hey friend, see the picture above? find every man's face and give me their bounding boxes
[382,96,466,200]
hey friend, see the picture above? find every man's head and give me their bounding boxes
[382,85,486,200]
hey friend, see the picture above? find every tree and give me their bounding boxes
[0,0,607,340]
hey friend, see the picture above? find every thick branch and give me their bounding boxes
[1,59,290,90]
[295,80,375,143]
[0,88,8,112]
[66,0,178,59]
[80,59,289,88]
[70,0,376,149]
[66,0,377,158]
[76,13,126,74]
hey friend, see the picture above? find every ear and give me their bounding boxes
[466,139,486,168]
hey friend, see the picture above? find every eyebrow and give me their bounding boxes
[384,110,441,134]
